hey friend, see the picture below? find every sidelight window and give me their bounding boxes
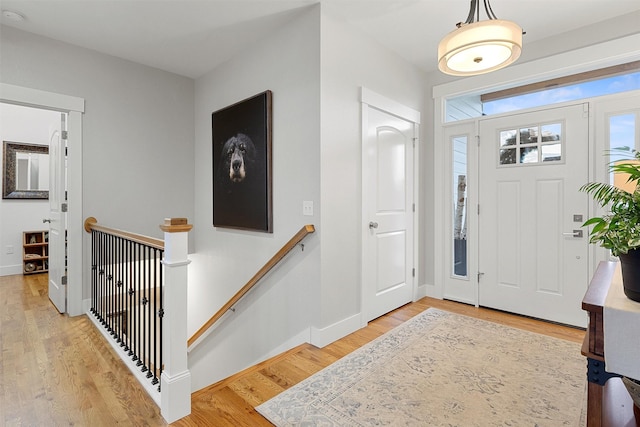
[452,135,468,277]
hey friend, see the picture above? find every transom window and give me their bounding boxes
[498,122,563,166]
[445,62,640,122]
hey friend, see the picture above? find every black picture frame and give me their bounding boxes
[212,90,273,233]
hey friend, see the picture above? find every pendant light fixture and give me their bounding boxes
[438,0,523,76]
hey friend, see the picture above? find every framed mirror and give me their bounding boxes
[3,141,49,199]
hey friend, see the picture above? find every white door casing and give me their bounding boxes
[48,113,67,313]
[478,103,590,327]
[361,89,419,323]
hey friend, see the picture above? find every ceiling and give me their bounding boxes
[1,0,639,79]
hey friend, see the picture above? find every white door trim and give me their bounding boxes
[360,87,421,326]
[1,83,85,316]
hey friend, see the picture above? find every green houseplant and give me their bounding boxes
[580,147,640,302]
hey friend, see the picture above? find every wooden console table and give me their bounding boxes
[582,261,638,426]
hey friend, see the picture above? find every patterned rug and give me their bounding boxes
[257,308,586,426]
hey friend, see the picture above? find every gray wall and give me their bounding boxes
[187,6,321,391]
[317,10,427,332]
[187,5,428,390]
[1,26,195,300]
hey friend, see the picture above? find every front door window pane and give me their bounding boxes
[498,122,563,166]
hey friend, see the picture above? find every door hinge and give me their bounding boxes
[61,130,68,140]
[61,203,68,212]
[61,275,68,285]
[477,204,480,215]
[477,272,484,282]
[412,268,415,277]
[412,137,417,148]
[65,146,68,156]
[412,203,415,212]
[476,135,480,146]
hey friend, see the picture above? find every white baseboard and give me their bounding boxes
[0,264,23,276]
[82,298,92,314]
[263,329,311,359]
[414,283,428,300]
[86,311,161,407]
[423,281,441,299]
[310,312,361,348]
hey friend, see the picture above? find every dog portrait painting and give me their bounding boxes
[212,90,272,232]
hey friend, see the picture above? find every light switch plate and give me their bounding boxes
[303,201,313,216]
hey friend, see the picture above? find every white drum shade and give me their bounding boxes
[438,19,523,76]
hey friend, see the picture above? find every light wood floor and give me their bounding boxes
[1,273,585,426]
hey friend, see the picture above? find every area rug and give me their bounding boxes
[256,308,586,426]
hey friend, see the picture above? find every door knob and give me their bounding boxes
[42,218,52,223]
[369,221,379,229]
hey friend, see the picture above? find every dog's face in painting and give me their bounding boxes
[220,133,256,184]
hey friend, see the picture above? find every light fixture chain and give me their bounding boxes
[463,0,478,26]
[484,0,498,20]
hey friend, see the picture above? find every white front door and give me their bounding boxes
[362,96,417,322]
[48,113,67,313]
[478,103,590,327]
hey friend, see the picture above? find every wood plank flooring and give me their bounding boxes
[1,273,585,426]
[0,273,166,426]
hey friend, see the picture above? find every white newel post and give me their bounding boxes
[160,218,193,423]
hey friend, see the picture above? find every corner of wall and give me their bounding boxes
[309,312,362,348]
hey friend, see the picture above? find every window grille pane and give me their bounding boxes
[500,130,517,146]
[500,148,517,165]
[521,147,539,163]
[520,127,538,145]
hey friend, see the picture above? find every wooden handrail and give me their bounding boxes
[187,224,315,347]
[84,216,165,250]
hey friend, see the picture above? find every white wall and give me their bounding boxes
[0,104,60,276]
[1,26,195,298]
[317,10,427,334]
[188,6,321,391]
[187,5,428,391]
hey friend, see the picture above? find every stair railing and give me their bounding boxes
[187,224,315,349]
[84,217,192,424]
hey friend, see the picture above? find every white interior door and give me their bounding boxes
[362,103,416,322]
[48,113,67,313]
[478,103,589,327]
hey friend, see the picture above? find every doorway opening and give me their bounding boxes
[1,83,85,316]
[0,102,67,312]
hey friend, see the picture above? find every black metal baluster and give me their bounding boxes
[91,230,97,315]
[99,231,106,325]
[145,248,153,379]
[116,236,123,344]
[132,242,139,364]
[126,239,134,356]
[158,249,163,392]
[141,245,149,374]
[151,249,159,385]
[107,233,112,334]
